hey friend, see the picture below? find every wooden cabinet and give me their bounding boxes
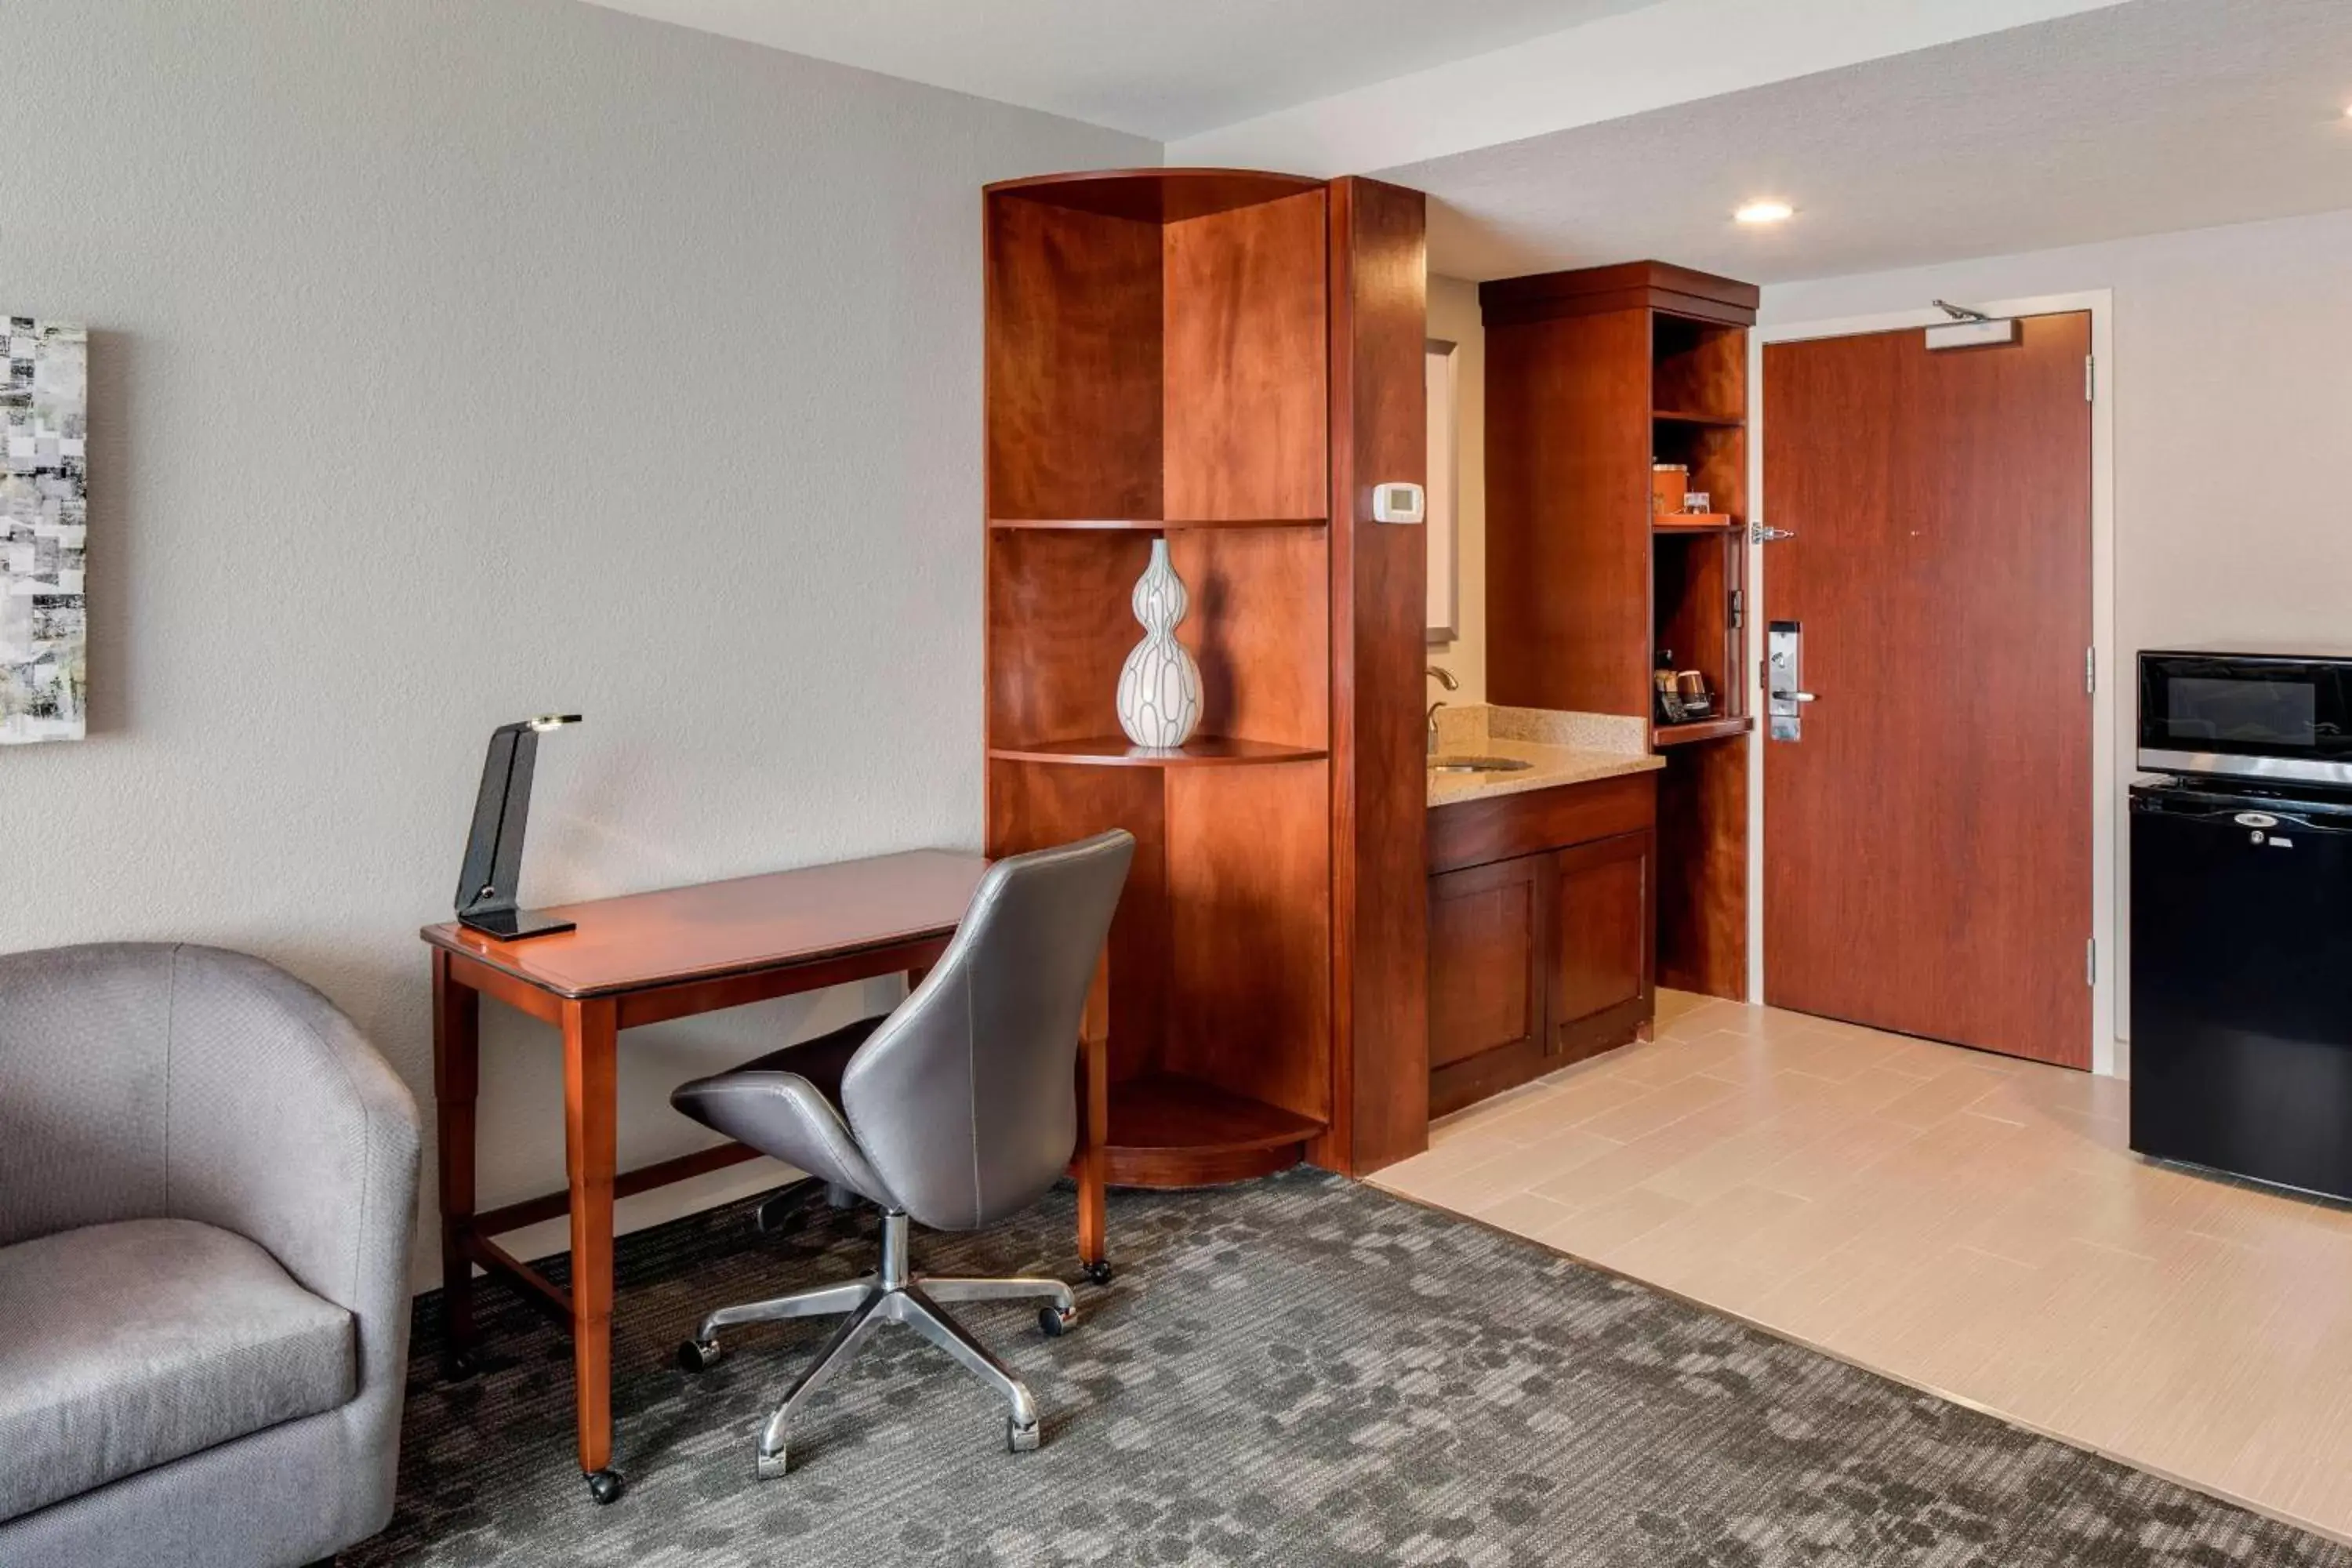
[1428,773,1657,1117]
[1479,261,1757,1001]
[983,169,1431,1184]
[1548,830,1654,1056]
[1429,855,1545,1110]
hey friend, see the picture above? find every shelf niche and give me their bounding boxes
[1481,260,1757,1001]
[985,168,1431,1185]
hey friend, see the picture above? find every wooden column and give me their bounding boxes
[1319,176,1432,1177]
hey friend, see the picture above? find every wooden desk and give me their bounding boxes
[421,848,1112,1496]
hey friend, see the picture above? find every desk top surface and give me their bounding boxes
[420,848,988,1000]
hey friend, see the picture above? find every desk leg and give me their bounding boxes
[1076,951,1110,1283]
[561,996,622,1502]
[430,950,481,1376]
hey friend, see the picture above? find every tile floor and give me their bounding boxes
[1374,989,2352,1546]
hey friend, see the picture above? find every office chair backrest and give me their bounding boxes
[840,829,1133,1232]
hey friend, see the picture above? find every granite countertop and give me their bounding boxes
[1426,704,1664,808]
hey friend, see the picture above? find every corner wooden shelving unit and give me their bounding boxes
[984,168,1432,1185]
[1481,260,1758,1000]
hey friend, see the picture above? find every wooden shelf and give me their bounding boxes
[1484,260,1755,1009]
[985,167,1428,1180]
[1652,716,1753,747]
[990,735,1327,768]
[989,516,1326,532]
[1103,1072,1326,1188]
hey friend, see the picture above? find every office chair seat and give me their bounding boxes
[670,830,1133,1479]
[727,1017,878,1102]
[676,1020,891,1204]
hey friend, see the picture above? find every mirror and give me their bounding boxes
[1425,337,1458,644]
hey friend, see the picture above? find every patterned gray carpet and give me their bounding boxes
[351,1170,2350,1567]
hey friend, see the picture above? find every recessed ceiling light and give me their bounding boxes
[1736,200,1794,225]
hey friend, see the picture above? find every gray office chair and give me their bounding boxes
[670,829,1134,1475]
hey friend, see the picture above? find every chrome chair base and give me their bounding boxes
[679,1210,1075,1477]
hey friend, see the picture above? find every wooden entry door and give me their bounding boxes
[1762,313,2092,1068]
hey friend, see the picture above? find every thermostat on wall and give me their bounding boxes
[1372,481,1425,524]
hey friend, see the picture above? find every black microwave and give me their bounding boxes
[2137,650,2352,787]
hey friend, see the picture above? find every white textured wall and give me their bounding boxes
[0,0,1152,1285]
[1763,208,2352,658]
[1762,205,2352,1053]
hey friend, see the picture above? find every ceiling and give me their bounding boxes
[1389,0,2352,281]
[579,0,1669,140]
[580,0,2352,289]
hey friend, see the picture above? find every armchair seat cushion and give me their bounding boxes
[0,1218,355,1525]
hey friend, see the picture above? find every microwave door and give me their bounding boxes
[2139,653,2352,788]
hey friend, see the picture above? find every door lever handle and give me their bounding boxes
[1772,690,1818,703]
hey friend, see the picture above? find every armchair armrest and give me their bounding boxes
[160,947,421,1403]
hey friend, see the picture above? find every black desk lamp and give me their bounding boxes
[455,713,583,941]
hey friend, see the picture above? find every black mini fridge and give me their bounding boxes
[2130,779,2352,1198]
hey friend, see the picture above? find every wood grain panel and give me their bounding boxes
[1483,306,1653,718]
[989,735,1325,767]
[985,194,1162,521]
[561,996,619,1475]
[986,529,1153,746]
[1101,1073,1323,1188]
[1428,855,1553,1119]
[1428,770,1658,875]
[1169,524,1329,750]
[1762,313,2092,1066]
[1552,829,1655,1058]
[1322,175,1431,1177]
[1163,761,1333,1124]
[1430,1027,1563,1120]
[1163,190,1327,521]
[1652,318,1748,423]
[1654,530,1738,721]
[1428,858,1544,1071]
[1657,735,1748,999]
[1481,260,1759,328]
[420,851,984,1000]
[431,949,481,1363]
[987,759,1167,1083]
[616,940,949,1030]
[991,168,1324,224]
[1669,423,1749,526]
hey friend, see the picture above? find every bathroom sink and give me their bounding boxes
[1427,754,1534,775]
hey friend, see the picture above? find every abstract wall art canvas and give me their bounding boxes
[2,321,87,743]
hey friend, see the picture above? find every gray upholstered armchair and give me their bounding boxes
[0,943,421,1568]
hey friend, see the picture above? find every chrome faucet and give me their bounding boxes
[1425,665,1458,755]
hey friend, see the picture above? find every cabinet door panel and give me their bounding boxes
[1428,857,1547,1116]
[1550,829,1655,1061]
[1429,860,1542,1067]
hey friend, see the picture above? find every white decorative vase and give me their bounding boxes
[1115,538,1203,749]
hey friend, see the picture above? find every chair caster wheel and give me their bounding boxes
[1083,1259,1114,1286]
[1038,1303,1076,1338]
[1007,1417,1040,1454]
[585,1468,624,1505]
[755,1445,789,1481]
[677,1336,722,1373]
[439,1348,478,1382]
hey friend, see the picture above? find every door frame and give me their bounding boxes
[1743,290,2118,1075]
